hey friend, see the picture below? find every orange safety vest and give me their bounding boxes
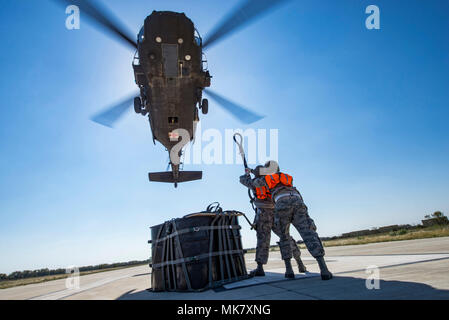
[265,172,293,189]
[254,173,293,199]
[255,186,271,200]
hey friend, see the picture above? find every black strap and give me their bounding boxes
[151,249,245,269]
[171,221,193,290]
[208,215,219,288]
[152,225,241,244]
[206,202,222,213]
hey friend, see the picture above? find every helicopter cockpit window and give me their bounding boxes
[194,29,202,46]
[138,27,144,42]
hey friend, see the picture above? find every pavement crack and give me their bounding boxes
[263,281,323,300]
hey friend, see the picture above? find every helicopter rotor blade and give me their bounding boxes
[53,0,137,49]
[202,0,291,50]
[203,89,264,124]
[90,93,138,128]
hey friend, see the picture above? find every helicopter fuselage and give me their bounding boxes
[133,11,211,151]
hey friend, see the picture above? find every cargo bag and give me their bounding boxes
[149,204,249,291]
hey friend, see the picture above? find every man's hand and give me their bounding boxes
[245,167,251,175]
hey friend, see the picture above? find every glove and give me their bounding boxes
[245,167,251,175]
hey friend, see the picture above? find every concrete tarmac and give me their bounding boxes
[1,237,449,300]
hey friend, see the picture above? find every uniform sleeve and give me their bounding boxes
[239,174,255,189]
[252,176,268,188]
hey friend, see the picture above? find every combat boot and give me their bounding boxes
[316,256,333,280]
[284,259,295,279]
[296,258,307,273]
[250,263,265,277]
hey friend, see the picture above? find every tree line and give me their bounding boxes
[0,259,150,281]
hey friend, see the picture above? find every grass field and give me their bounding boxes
[246,225,449,253]
[320,225,449,247]
[0,264,148,290]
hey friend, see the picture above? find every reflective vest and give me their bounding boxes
[255,186,271,200]
[254,173,293,199]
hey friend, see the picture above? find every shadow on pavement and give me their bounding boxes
[117,275,449,300]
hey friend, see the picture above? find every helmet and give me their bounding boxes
[256,160,279,176]
[264,160,279,173]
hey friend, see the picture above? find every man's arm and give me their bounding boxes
[252,176,268,188]
[239,174,255,189]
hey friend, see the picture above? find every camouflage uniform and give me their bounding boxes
[252,178,325,260]
[274,194,324,259]
[253,207,303,264]
[240,174,303,264]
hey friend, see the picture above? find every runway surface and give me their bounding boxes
[1,237,449,300]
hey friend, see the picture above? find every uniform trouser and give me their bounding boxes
[254,208,302,264]
[274,195,325,260]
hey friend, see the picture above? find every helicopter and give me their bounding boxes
[55,0,290,187]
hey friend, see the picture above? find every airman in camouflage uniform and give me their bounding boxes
[249,161,332,280]
[240,168,307,277]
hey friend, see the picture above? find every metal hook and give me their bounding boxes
[233,133,244,155]
[233,133,248,169]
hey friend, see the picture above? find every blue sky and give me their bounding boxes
[0,0,448,274]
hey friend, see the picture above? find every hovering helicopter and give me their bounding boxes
[55,0,290,187]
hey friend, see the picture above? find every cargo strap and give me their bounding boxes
[171,221,193,290]
[152,225,241,244]
[151,249,245,269]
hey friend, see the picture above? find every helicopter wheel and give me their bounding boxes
[134,97,142,114]
[201,98,208,115]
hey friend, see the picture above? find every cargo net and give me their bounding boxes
[150,203,250,291]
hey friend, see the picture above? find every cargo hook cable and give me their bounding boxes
[233,133,256,230]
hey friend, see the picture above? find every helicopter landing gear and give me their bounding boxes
[201,98,208,114]
[134,97,142,114]
[134,97,148,116]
